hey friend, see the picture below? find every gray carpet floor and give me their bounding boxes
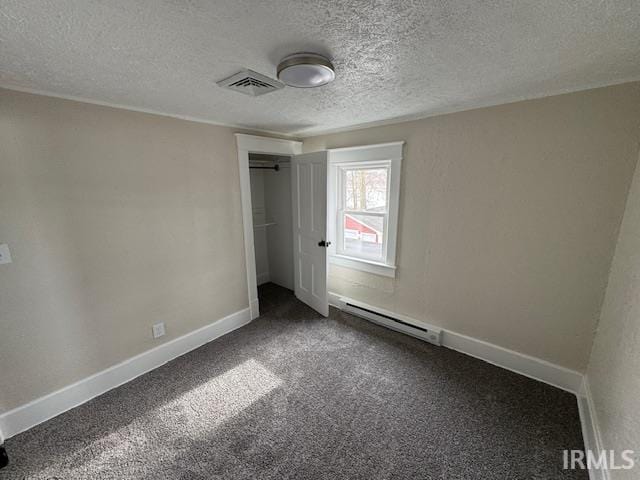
[2,283,587,479]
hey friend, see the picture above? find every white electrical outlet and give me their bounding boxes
[152,322,166,339]
[0,244,12,265]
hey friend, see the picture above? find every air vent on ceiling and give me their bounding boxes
[217,69,284,96]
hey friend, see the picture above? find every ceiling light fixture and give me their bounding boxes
[277,53,335,88]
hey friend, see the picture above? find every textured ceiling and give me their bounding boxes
[1,0,639,136]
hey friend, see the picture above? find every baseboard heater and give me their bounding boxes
[336,296,442,346]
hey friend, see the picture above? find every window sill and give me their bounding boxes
[329,254,397,278]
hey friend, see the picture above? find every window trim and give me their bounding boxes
[328,141,403,278]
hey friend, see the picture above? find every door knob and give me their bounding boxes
[318,240,331,247]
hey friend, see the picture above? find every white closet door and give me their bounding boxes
[291,151,329,317]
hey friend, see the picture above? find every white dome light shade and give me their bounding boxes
[277,53,335,88]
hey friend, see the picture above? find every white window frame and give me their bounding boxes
[328,141,403,278]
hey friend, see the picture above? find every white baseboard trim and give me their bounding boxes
[577,376,608,480]
[441,330,583,394]
[0,307,252,440]
[256,272,270,286]
[328,292,343,309]
[250,298,260,320]
[329,292,583,394]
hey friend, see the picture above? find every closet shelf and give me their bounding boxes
[253,222,277,229]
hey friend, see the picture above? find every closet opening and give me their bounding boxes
[249,153,294,294]
[236,134,329,319]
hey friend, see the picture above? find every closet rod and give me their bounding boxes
[249,165,280,171]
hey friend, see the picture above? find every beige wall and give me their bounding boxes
[0,89,248,413]
[304,82,640,371]
[2,82,640,416]
[586,149,640,478]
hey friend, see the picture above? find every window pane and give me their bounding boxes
[344,168,388,212]
[343,213,385,261]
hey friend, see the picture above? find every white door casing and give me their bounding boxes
[291,151,329,317]
[235,134,302,320]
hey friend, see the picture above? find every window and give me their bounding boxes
[328,142,403,277]
[339,166,388,261]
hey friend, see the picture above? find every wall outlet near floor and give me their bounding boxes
[152,322,166,339]
[0,244,12,265]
